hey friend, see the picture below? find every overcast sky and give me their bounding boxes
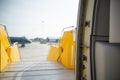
[0,0,79,39]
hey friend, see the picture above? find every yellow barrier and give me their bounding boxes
[0,41,10,72]
[47,45,60,61]
[0,27,10,49]
[58,31,75,69]
[7,45,21,62]
[0,26,21,72]
[47,30,76,69]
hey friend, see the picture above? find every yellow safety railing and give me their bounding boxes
[0,25,21,72]
[0,41,10,72]
[0,27,10,49]
[47,28,76,69]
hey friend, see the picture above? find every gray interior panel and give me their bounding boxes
[110,0,120,43]
[95,42,120,80]
[95,0,110,36]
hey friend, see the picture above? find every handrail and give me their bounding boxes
[58,26,74,44]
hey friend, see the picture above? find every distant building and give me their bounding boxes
[31,37,47,44]
[46,37,59,43]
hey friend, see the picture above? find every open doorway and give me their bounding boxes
[0,0,79,80]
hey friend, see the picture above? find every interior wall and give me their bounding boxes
[95,42,120,80]
[93,0,120,80]
[109,0,120,43]
[95,0,110,36]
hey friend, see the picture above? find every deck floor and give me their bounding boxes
[0,42,75,80]
[0,61,74,80]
